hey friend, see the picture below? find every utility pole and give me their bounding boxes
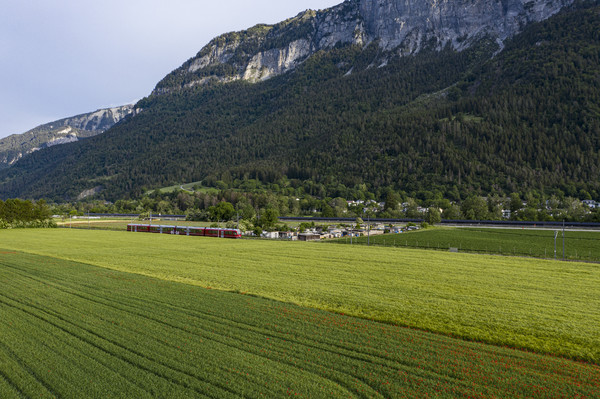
[562,220,565,261]
[363,207,371,246]
[368,211,370,246]
[554,230,558,260]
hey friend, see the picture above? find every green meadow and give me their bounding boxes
[1,250,598,398]
[1,229,599,364]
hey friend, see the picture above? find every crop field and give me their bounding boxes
[335,227,600,261]
[1,229,599,365]
[1,250,599,398]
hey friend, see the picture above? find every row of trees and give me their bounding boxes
[53,184,600,233]
[0,199,54,228]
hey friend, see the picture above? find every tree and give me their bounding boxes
[562,197,587,220]
[209,201,235,222]
[509,193,523,213]
[487,195,504,220]
[461,196,489,220]
[442,204,462,220]
[258,207,279,231]
[355,217,363,229]
[425,207,442,225]
[176,192,193,212]
[404,198,421,219]
[321,204,335,218]
[330,197,348,216]
[384,191,402,211]
[238,202,256,220]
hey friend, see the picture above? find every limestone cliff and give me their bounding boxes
[154,0,573,92]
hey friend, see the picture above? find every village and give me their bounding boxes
[259,222,420,241]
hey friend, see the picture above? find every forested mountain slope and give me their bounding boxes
[0,1,597,201]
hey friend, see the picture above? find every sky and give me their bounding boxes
[0,0,341,139]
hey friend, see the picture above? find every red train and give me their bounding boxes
[127,224,242,239]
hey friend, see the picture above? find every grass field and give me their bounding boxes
[335,227,600,261]
[1,229,599,365]
[148,181,218,194]
[1,251,598,398]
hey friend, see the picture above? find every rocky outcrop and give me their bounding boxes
[60,105,136,132]
[154,0,573,93]
[0,105,136,169]
[358,0,573,52]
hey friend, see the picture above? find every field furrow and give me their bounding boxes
[0,249,599,398]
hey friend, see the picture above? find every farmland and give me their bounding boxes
[1,250,599,398]
[336,227,600,261]
[1,229,599,365]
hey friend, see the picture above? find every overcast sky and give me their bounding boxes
[0,0,341,139]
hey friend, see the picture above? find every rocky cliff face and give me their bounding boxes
[358,0,573,52]
[0,105,136,169]
[154,0,573,92]
[57,105,136,132]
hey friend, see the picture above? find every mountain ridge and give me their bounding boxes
[154,0,573,93]
[0,105,135,169]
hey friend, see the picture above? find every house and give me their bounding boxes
[298,233,321,241]
[583,200,600,209]
[262,231,279,239]
[278,231,295,240]
[323,229,344,239]
[262,231,295,240]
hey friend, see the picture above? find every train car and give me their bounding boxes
[148,225,161,233]
[127,224,241,239]
[187,227,205,236]
[204,227,243,238]
[127,224,150,232]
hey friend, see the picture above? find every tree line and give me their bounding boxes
[54,179,600,235]
[0,199,54,228]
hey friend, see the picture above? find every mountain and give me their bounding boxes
[0,105,135,169]
[154,0,572,91]
[0,0,598,202]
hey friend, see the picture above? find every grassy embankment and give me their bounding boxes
[1,229,599,364]
[1,250,598,398]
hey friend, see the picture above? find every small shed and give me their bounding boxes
[298,233,321,241]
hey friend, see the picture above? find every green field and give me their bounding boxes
[148,181,218,194]
[335,227,600,261]
[1,250,599,398]
[1,229,599,365]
